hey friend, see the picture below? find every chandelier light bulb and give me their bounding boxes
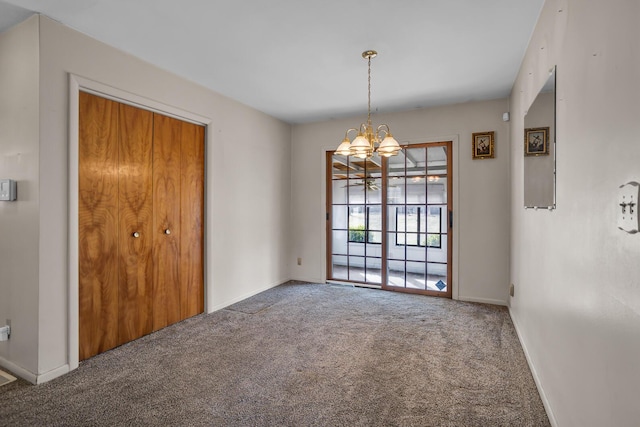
[377,133,401,157]
[351,133,370,149]
[335,138,352,156]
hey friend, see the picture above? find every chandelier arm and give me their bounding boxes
[376,123,391,138]
[344,128,359,140]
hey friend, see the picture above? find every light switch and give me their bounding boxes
[0,179,17,201]
[618,181,639,234]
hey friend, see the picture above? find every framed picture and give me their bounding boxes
[524,127,549,156]
[472,131,494,159]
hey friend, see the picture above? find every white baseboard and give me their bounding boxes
[36,364,70,384]
[208,278,289,313]
[508,308,558,427]
[0,357,70,385]
[290,276,323,284]
[0,357,36,384]
[457,295,507,306]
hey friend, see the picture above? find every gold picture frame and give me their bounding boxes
[472,131,495,159]
[524,127,549,156]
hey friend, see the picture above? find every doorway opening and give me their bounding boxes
[326,141,452,298]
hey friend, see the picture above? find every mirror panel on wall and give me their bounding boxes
[524,67,556,209]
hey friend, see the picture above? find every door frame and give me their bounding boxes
[324,136,460,300]
[68,74,212,371]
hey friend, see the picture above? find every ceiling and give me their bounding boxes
[0,0,543,124]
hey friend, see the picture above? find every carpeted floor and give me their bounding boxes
[0,282,549,426]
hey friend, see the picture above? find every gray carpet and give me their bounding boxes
[0,282,549,426]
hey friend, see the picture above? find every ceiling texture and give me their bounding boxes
[0,0,543,124]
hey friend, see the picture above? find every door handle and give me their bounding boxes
[132,232,140,238]
[164,229,171,235]
[449,210,453,228]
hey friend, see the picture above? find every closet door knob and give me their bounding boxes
[164,229,171,235]
[132,232,140,238]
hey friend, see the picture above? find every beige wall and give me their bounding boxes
[291,98,511,305]
[0,16,40,376]
[0,15,292,382]
[509,0,640,425]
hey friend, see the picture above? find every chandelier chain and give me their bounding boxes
[367,55,372,124]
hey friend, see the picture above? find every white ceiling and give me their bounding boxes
[0,0,543,124]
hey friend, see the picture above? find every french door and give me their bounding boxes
[326,141,452,297]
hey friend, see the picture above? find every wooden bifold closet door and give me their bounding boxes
[79,92,204,361]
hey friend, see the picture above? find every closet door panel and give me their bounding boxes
[180,122,205,318]
[152,114,182,330]
[78,92,119,360]
[118,103,154,344]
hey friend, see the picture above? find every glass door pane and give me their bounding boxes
[383,143,451,297]
[328,153,382,285]
[426,145,450,295]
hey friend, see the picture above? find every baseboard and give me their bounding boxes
[508,308,558,427]
[0,357,36,384]
[0,356,71,385]
[457,295,507,306]
[208,278,289,313]
[290,276,324,284]
[36,364,70,384]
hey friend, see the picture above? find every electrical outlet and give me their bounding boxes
[509,284,515,297]
[297,257,302,266]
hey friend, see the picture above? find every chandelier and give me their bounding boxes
[335,50,401,159]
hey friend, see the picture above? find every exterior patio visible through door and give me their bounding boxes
[326,141,452,298]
